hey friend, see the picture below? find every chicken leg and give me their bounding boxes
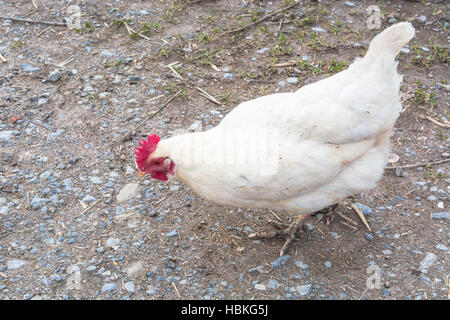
[248,213,313,256]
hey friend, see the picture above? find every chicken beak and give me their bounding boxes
[137,170,147,178]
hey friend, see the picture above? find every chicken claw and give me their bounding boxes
[249,214,313,256]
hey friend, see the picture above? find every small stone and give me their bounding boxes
[117,183,139,203]
[124,281,135,293]
[355,203,373,216]
[37,98,48,106]
[345,1,355,7]
[82,195,96,203]
[295,261,309,270]
[435,244,448,252]
[431,212,450,220]
[365,233,374,241]
[22,64,40,72]
[47,69,62,82]
[223,73,233,80]
[166,230,178,237]
[127,76,140,83]
[0,131,15,143]
[324,261,332,268]
[105,238,120,250]
[256,47,270,54]
[125,166,135,175]
[400,48,411,54]
[395,167,405,177]
[311,27,326,33]
[127,261,144,277]
[271,254,291,268]
[254,283,266,291]
[297,284,311,296]
[101,50,114,58]
[287,77,298,84]
[268,279,280,289]
[417,15,427,23]
[101,283,118,293]
[419,252,437,274]
[89,176,103,184]
[7,259,26,270]
[188,121,202,132]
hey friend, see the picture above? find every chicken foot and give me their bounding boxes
[248,214,313,257]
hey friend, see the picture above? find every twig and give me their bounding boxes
[172,282,181,298]
[272,61,297,67]
[36,26,51,37]
[386,158,449,170]
[196,87,222,105]
[0,54,7,63]
[336,212,358,226]
[146,94,165,103]
[79,199,101,216]
[418,113,450,128]
[59,56,74,67]
[351,204,372,232]
[358,287,368,300]
[268,209,283,223]
[0,15,66,26]
[340,220,358,231]
[0,232,12,239]
[122,20,152,41]
[166,62,183,80]
[220,2,301,35]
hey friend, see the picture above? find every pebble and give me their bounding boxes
[254,283,266,291]
[166,230,178,237]
[345,1,356,7]
[311,27,326,33]
[117,183,139,203]
[295,261,309,270]
[400,48,411,54]
[287,77,298,84]
[101,283,118,293]
[256,48,270,54]
[89,176,103,184]
[47,69,62,82]
[419,252,437,274]
[354,203,373,216]
[297,284,311,296]
[365,233,374,241]
[268,279,280,289]
[101,50,114,58]
[124,281,135,293]
[431,212,450,220]
[0,131,17,143]
[271,254,291,268]
[7,259,26,270]
[417,15,427,23]
[223,73,233,80]
[22,64,40,72]
[188,121,202,132]
[435,244,448,252]
[324,261,332,268]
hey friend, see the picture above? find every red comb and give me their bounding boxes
[134,134,160,171]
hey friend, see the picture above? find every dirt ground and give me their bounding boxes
[0,0,448,300]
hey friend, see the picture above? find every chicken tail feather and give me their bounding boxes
[365,22,415,64]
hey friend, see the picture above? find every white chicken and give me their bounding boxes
[135,22,415,255]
